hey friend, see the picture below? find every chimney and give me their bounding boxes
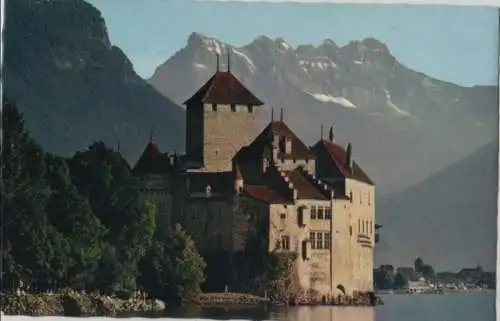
[216,53,220,72]
[346,143,353,174]
[329,126,334,142]
[280,108,284,122]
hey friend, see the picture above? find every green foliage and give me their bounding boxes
[393,272,409,289]
[1,98,163,294]
[138,224,206,304]
[374,265,396,290]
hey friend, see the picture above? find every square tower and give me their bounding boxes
[183,56,265,172]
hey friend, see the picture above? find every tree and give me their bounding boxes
[393,272,408,289]
[374,265,395,290]
[414,257,424,275]
[420,265,436,280]
[45,186,108,288]
[138,224,206,305]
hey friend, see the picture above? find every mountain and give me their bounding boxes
[149,32,498,196]
[376,140,498,271]
[4,0,185,163]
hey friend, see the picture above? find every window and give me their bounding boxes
[316,233,323,249]
[325,207,332,220]
[230,104,236,112]
[281,235,290,250]
[325,232,331,249]
[280,213,286,220]
[311,206,317,220]
[349,226,353,236]
[368,192,371,206]
[360,193,362,204]
[212,104,217,111]
[285,138,292,154]
[350,191,353,203]
[317,206,324,220]
[358,219,361,233]
[310,232,316,249]
[248,105,254,113]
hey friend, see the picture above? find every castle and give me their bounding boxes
[132,55,379,297]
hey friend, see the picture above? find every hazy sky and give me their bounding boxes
[86,0,498,87]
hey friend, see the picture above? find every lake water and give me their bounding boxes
[141,291,495,321]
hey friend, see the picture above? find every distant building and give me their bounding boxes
[397,267,417,281]
[458,267,484,283]
[132,54,378,298]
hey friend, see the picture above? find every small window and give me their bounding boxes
[280,213,286,220]
[325,207,332,220]
[358,219,361,233]
[350,191,353,203]
[230,104,236,112]
[281,235,290,250]
[317,206,324,220]
[368,192,372,206]
[310,232,316,249]
[212,104,217,111]
[311,206,317,220]
[325,232,331,249]
[285,138,292,154]
[316,233,323,249]
[349,226,353,236]
[248,105,254,113]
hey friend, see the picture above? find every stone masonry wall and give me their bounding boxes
[345,179,375,293]
[202,103,265,172]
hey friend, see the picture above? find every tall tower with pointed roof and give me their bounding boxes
[183,55,265,172]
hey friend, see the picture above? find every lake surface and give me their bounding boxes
[137,291,495,321]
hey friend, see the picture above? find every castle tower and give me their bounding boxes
[183,54,265,172]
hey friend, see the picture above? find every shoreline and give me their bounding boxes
[1,290,383,316]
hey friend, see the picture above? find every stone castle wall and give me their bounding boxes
[201,103,265,172]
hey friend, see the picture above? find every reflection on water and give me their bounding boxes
[142,305,374,321]
[125,291,494,321]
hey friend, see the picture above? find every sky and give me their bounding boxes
[85,0,499,87]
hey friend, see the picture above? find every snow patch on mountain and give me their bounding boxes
[203,38,226,55]
[385,89,411,116]
[304,91,357,108]
[231,48,257,73]
[195,63,207,69]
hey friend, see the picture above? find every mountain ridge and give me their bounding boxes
[149,31,497,196]
[5,0,185,163]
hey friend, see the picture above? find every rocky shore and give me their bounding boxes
[190,291,383,307]
[1,290,382,316]
[0,291,165,317]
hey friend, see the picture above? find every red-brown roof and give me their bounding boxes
[283,168,330,200]
[244,121,314,161]
[313,140,374,185]
[183,71,264,106]
[244,185,291,204]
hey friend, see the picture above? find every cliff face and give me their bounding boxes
[4,0,185,162]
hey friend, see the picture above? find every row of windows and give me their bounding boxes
[276,232,331,251]
[310,231,331,250]
[211,104,254,113]
[276,235,291,250]
[310,206,332,220]
[349,190,372,206]
[358,219,374,235]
